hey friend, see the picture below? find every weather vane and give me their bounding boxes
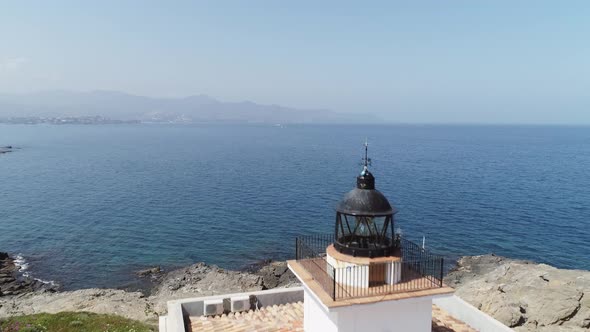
[361,138,372,168]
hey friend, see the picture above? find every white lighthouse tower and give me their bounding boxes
[288,144,454,332]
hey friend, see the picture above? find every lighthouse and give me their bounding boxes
[288,143,454,332]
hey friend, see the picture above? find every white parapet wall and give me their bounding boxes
[304,286,434,332]
[433,295,513,332]
[159,284,511,332]
[161,287,304,332]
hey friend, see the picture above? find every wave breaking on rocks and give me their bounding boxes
[0,252,57,297]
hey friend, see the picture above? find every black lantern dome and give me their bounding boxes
[335,166,395,216]
[334,143,398,258]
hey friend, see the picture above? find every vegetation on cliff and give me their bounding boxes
[0,312,154,332]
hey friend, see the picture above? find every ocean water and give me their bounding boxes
[0,124,589,290]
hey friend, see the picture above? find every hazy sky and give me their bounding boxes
[1,1,589,123]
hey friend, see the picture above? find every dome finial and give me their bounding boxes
[357,139,375,189]
[361,138,372,174]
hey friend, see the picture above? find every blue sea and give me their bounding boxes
[1,124,589,290]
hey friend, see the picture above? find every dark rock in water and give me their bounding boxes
[0,252,58,297]
[136,266,162,277]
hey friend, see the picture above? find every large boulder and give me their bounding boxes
[256,261,299,289]
[445,255,590,331]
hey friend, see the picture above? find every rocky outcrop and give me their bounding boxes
[0,252,56,297]
[0,288,155,324]
[256,261,299,289]
[0,257,299,324]
[445,255,590,331]
[148,261,298,314]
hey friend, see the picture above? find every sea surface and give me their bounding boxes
[0,124,589,290]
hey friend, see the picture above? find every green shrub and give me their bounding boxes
[0,312,155,332]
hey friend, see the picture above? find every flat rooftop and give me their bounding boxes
[186,302,476,332]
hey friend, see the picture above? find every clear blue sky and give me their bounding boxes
[1,1,589,123]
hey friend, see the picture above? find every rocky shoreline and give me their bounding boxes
[0,253,57,296]
[1,252,589,331]
[0,252,298,325]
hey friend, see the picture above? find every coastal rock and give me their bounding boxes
[135,266,162,277]
[0,253,56,297]
[0,288,156,324]
[256,261,299,289]
[0,258,301,323]
[1,254,588,331]
[445,255,590,331]
[148,262,266,314]
[146,261,300,314]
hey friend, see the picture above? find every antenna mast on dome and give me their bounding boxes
[362,138,372,169]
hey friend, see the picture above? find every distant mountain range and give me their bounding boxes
[0,90,377,124]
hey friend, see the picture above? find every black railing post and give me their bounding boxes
[296,237,299,260]
[439,258,444,287]
[333,268,337,300]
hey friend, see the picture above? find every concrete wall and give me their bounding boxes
[303,286,433,332]
[327,253,369,288]
[164,287,304,332]
[336,296,432,332]
[304,290,339,332]
[327,254,402,287]
[434,295,513,332]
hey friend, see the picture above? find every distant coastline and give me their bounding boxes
[0,116,139,125]
[0,90,378,124]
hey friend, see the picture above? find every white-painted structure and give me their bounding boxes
[158,287,511,332]
[327,255,402,287]
[434,295,513,332]
[160,287,304,332]
[290,260,446,332]
[303,283,434,332]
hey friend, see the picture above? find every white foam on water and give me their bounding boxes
[14,254,29,272]
[33,277,58,287]
[13,254,57,287]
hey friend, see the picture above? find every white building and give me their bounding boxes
[288,154,455,332]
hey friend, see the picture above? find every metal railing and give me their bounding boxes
[295,234,336,299]
[295,234,444,301]
[295,233,334,259]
